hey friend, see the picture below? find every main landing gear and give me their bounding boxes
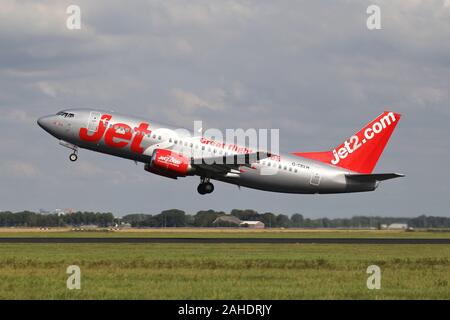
[197,177,214,195]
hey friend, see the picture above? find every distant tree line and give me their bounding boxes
[121,210,450,229]
[1,209,450,229]
[0,211,114,227]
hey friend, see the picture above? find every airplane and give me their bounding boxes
[37,109,403,195]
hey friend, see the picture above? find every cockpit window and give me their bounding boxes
[56,111,75,118]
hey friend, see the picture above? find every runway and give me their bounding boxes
[0,237,450,244]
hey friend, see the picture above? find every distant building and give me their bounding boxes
[240,221,265,229]
[120,222,132,229]
[212,215,242,226]
[387,223,408,230]
[53,208,75,216]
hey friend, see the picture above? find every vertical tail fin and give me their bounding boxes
[292,111,401,173]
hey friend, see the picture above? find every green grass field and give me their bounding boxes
[1,228,450,238]
[0,229,449,299]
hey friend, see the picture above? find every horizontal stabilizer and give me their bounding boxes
[345,173,405,182]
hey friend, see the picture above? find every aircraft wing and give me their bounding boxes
[191,151,272,175]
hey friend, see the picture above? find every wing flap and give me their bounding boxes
[192,151,271,166]
[191,151,271,176]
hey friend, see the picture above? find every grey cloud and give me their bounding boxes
[0,0,449,217]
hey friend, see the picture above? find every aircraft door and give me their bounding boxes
[309,170,321,186]
[87,111,102,133]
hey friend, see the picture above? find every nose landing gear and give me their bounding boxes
[197,177,214,195]
[59,140,79,162]
[69,152,78,162]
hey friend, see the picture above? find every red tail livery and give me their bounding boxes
[293,111,401,174]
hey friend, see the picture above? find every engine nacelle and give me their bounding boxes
[144,149,193,179]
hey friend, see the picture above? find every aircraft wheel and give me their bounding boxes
[69,153,78,162]
[197,184,207,195]
[204,182,214,194]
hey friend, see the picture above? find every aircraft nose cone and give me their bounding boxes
[37,115,54,132]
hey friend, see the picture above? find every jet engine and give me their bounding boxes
[144,149,194,179]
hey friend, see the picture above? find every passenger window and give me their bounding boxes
[294,169,298,173]
[158,136,162,140]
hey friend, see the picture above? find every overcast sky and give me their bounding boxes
[0,0,449,217]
